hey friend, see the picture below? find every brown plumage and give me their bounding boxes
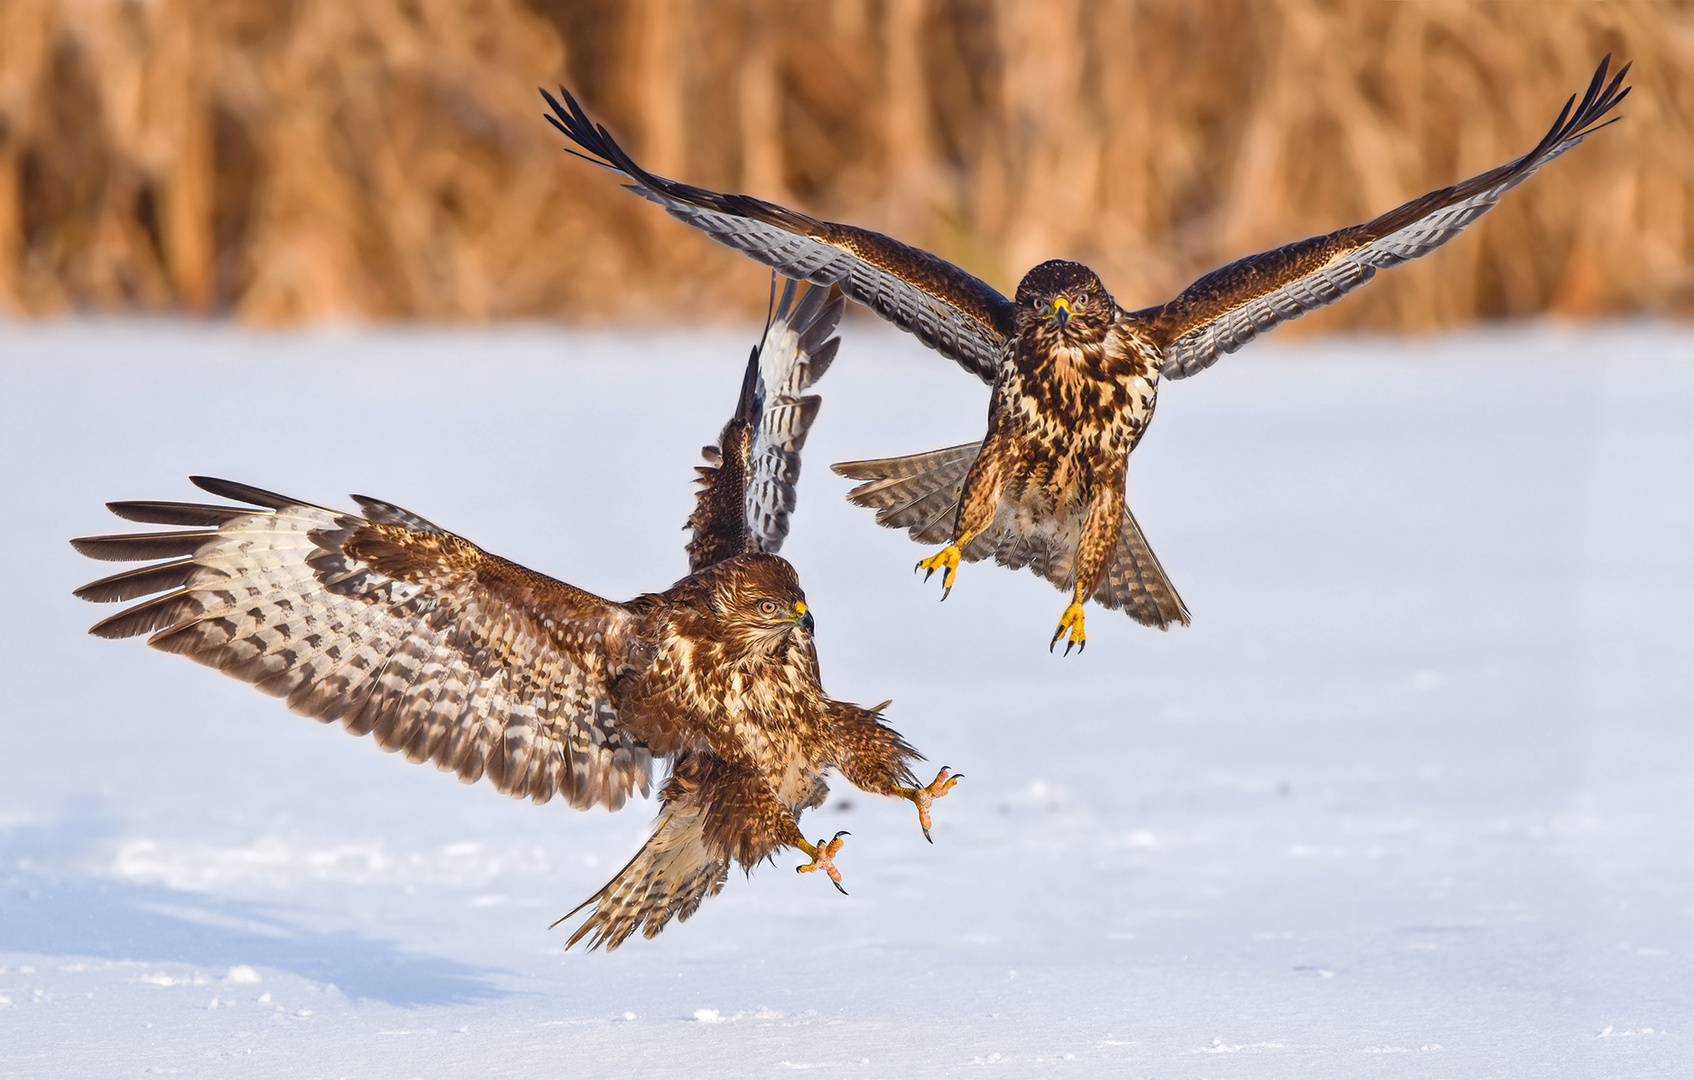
[543,57,1630,651]
[72,280,957,951]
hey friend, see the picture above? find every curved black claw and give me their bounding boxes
[795,830,851,895]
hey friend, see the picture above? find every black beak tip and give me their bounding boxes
[800,611,816,633]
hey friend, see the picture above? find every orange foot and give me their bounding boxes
[796,830,851,895]
[896,766,964,843]
[915,544,963,599]
[1050,601,1087,656]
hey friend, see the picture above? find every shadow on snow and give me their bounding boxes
[0,805,507,1007]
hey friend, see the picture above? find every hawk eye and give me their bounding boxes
[758,600,780,617]
[1076,292,1088,305]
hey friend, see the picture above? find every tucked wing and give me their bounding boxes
[543,88,1015,385]
[686,279,844,572]
[1143,56,1631,378]
[73,477,654,811]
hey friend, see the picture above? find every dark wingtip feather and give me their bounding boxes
[73,558,211,603]
[105,500,250,527]
[734,343,761,426]
[71,532,211,562]
[188,476,297,510]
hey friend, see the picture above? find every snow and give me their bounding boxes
[1,316,1689,1078]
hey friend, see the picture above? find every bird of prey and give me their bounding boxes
[70,280,960,951]
[541,57,1630,653]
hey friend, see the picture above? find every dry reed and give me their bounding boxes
[0,0,1689,330]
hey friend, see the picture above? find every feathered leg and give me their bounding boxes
[826,702,961,843]
[1053,471,1127,655]
[917,434,1012,599]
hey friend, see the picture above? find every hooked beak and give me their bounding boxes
[792,600,815,633]
[1049,296,1072,329]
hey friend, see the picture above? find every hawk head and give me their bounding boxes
[698,552,815,656]
[1014,260,1112,346]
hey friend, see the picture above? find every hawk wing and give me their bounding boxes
[1141,56,1631,378]
[685,279,844,572]
[72,477,654,811]
[542,89,1014,385]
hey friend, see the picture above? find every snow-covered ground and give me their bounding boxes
[1,316,1688,1078]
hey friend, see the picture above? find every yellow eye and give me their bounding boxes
[758,600,780,616]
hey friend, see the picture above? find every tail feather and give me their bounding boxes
[558,785,728,952]
[832,443,979,545]
[1093,508,1190,629]
[835,443,1190,629]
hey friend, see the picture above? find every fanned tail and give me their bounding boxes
[557,786,728,952]
[1093,508,1190,630]
[834,445,1189,629]
[832,443,980,545]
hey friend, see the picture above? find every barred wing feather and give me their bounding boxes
[687,280,843,571]
[73,477,653,811]
[745,279,844,553]
[542,88,1014,385]
[1147,56,1630,378]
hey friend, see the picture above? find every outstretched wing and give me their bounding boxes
[686,279,844,572]
[73,477,654,811]
[542,88,1014,385]
[1142,56,1631,378]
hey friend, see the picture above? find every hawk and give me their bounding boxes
[542,57,1630,652]
[70,280,959,951]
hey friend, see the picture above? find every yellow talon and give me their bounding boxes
[795,830,850,895]
[896,767,963,843]
[916,544,964,599]
[1050,601,1087,655]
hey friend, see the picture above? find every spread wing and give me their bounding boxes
[1142,56,1631,378]
[542,88,1014,385]
[685,279,844,572]
[72,477,654,811]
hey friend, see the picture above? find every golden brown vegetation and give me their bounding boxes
[0,0,1689,330]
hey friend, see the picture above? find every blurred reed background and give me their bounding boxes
[0,0,1688,330]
